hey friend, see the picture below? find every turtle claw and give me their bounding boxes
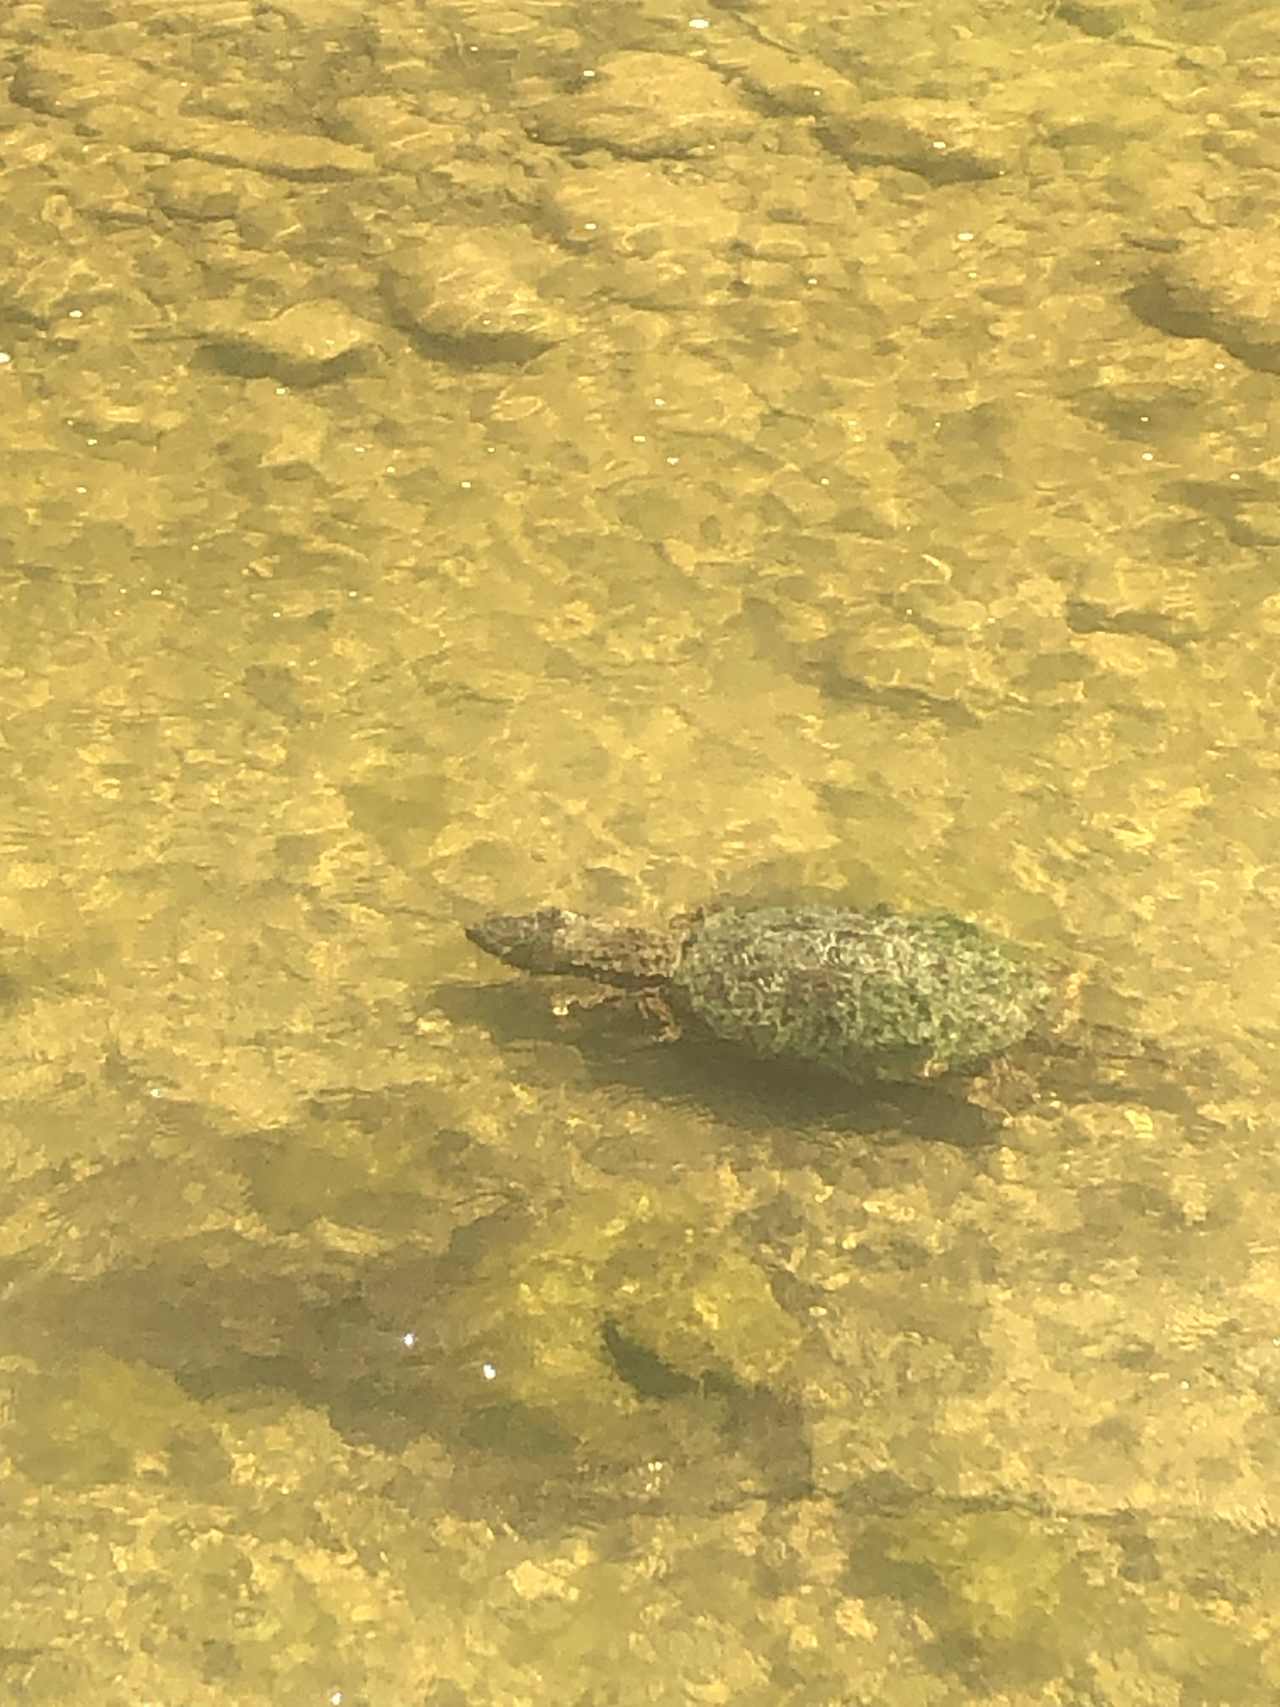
[552,986,628,1018]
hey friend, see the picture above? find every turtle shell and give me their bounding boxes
[671,905,1054,1082]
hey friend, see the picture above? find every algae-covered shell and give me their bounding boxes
[671,905,1055,1082]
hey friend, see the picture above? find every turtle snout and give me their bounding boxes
[465,913,528,964]
[466,908,575,972]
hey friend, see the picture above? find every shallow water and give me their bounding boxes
[2,0,1278,1700]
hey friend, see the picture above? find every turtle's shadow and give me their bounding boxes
[453,980,1002,1148]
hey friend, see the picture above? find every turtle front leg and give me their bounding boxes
[548,985,682,1046]
[637,989,682,1042]
[550,986,629,1019]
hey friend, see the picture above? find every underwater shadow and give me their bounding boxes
[450,976,1004,1149]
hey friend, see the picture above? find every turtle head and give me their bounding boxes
[466,908,676,988]
[466,908,586,975]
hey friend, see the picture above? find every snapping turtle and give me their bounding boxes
[465,903,1069,1086]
